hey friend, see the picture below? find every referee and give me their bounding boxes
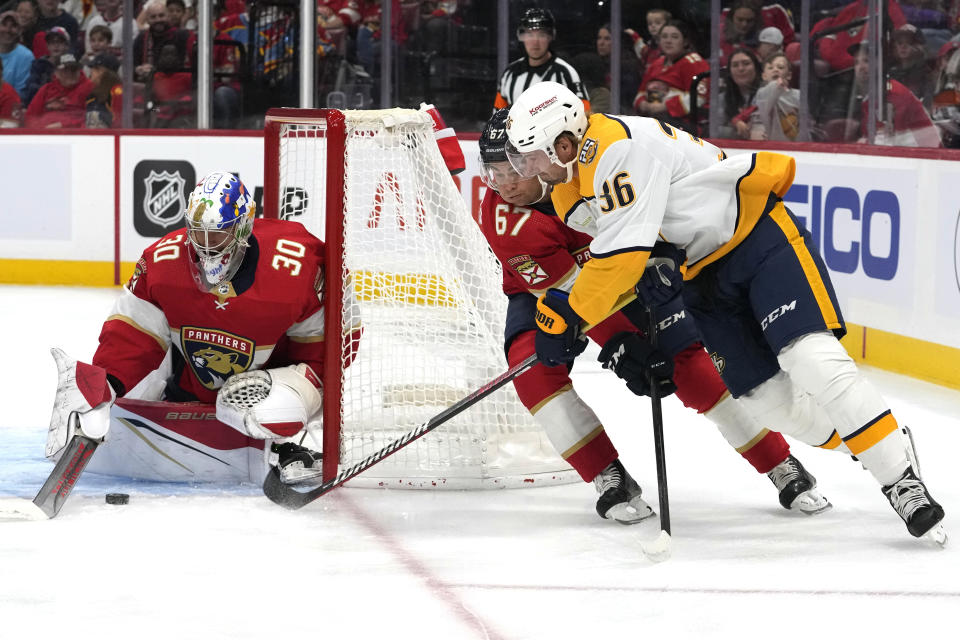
[493,8,591,112]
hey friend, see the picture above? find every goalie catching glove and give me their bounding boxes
[535,289,588,367]
[598,332,677,398]
[215,363,323,439]
[47,347,116,459]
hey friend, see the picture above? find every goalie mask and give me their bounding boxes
[505,81,588,184]
[184,171,256,291]
[479,108,549,203]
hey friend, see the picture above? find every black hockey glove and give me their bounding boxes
[598,332,677,398]
[535,289,588,367]
[635,244,685,307]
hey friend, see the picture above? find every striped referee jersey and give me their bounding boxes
[493,54,591,111]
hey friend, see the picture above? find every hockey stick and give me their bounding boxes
[640,303,672,561]
[0,434,99,521]
[262,353,540,509]
[263,291,641,510]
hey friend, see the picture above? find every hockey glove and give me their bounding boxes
[598,332,677,398]
[635,244,685,307]
[47,348,116,459]
[535,289,588,367]
[216,363,323,439]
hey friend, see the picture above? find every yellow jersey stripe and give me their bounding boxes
[569,248,651,325]
[768,204,842,331]
[843,411,899,456]
[817,430,844,450]
[735,427,772,454]
[686,152,796,280]
[561,424,607,459]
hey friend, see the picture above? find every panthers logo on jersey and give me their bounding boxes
[181,326,255,389]
[513,258,549,286]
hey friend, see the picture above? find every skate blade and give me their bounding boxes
[790,491,833,516]
[923,523,947,548]
[606,498,656,525]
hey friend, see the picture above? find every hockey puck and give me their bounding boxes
[105,493,130,505]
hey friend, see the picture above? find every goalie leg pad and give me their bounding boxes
[216,364,323,439]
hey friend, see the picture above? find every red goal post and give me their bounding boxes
[263,107,577,489]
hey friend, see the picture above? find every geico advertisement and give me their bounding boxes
[120,135,264,263]
[781,155,915,308]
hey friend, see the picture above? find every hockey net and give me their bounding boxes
[263,108,576,488]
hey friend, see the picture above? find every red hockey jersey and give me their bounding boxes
[634,52,709,117]
[93,219,330,403]
[477,188,592,298]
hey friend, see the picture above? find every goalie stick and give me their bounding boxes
[0,434,99,521]
[263,291,641,510]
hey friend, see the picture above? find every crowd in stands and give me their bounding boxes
[1,0,960,149]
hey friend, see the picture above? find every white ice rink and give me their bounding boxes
[1,284,957,640]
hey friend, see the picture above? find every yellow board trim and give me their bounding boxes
[841,322,960,390]
[0,258,119,287]
[843,413,899,456]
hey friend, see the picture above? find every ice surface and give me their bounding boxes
[1,284,957,640]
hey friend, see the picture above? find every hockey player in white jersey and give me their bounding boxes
[503,81,945,544]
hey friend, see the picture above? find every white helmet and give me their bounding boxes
[505,81,588,183]
[184,171,256,291]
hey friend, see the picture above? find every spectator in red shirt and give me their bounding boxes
[0,55,24,126]
[811,0,907,72]
[633,20,709,131]
[25,52,91,128]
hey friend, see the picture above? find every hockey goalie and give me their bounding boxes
[47,170,359,486]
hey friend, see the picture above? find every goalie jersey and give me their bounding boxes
[550,113,795,325]
[93,219,330,403]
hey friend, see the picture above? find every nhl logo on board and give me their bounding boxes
[143,170,187,228]
[181,326,255,389]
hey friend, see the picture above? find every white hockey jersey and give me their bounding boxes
[550,114,795,324]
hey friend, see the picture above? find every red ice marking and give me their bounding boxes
[338,493,508,640]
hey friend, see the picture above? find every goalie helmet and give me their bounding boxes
[505,81,588,182]
[517,7,555,38]
[184,171,256,291]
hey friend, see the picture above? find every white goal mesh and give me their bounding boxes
[265,108,576,488]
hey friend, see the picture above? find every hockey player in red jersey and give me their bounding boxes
[47,171,355,485]
[478,109,829,521]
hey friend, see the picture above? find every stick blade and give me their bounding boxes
[262,467,321,510]
[640,530,672,562]
[0,497,49,522]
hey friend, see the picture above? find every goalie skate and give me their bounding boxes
[272,442,323,486]
[767,455,832,515]
[882,466,946,546]
[594,459,655,525]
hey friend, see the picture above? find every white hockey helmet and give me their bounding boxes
[184,171,256,291]
[505,81,588,183]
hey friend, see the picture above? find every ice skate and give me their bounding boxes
[272,442,323,485]
[882,466,946,546]
[594,459,655,524]
[767,455,832,515]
